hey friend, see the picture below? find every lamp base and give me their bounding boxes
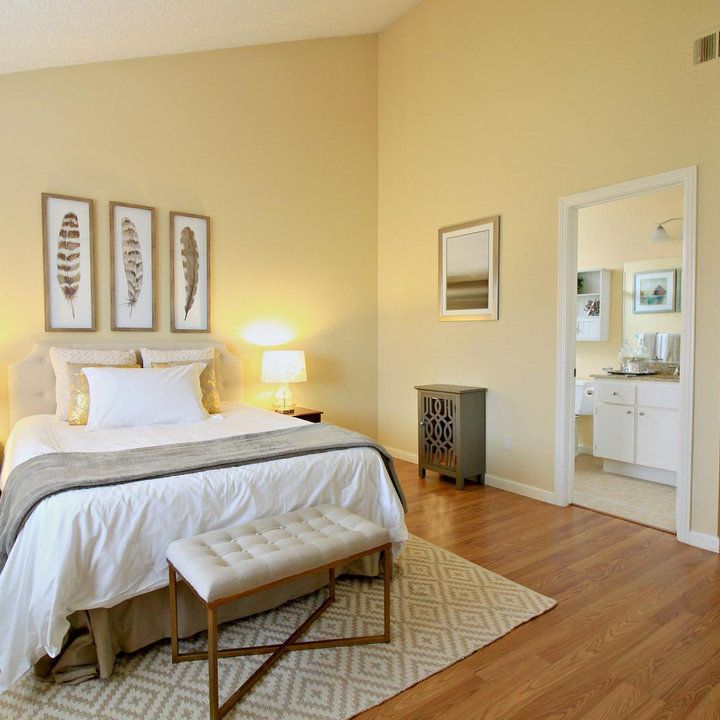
[272,383,297,414]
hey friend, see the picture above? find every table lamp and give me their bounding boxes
[261,350,307,413]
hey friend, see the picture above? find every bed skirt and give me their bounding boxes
[34,555,379,685]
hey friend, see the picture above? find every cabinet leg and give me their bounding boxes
[456,477,465,490]
[477,474,485,485]
[419,467,426,479]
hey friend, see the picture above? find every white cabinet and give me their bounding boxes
[637,383,680,410]
[593,379,679,484]
[594,403,635,462]
[577,318,599,341]
[636,407,679,471]
[597,381,635,406]
[577,269,611,342]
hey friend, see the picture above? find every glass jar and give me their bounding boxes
[617,342,633,372]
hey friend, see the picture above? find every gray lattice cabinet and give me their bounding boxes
[415,384,487,490]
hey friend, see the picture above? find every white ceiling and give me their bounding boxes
[0,0,422,75]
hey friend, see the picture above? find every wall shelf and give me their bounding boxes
[577,268,611,342]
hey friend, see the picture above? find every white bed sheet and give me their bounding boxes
[0,403,407,692]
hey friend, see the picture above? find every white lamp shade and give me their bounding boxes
[650,218,683,243]
[261,350,307,384]
[650,224,670,242]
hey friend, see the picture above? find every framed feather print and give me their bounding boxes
[42,193,96,331]
[110,201,156,330]
[170,211,210,332]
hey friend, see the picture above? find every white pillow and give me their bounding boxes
[83,364,208,430]
[49,347,137,419]
[140,347,215,368]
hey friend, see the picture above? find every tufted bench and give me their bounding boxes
[166,504,393,720]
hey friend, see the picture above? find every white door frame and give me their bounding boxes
[554,166,697,547]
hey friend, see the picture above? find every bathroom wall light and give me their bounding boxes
[650,217,683,243]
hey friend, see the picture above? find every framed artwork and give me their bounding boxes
[170,211,210,332]
[438,215,500,321]
[633,269,677,314]
[110,201,156,330]
[42,193,96,331]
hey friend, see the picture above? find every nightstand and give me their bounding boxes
[415,384,487,489]
[283,407,324,423]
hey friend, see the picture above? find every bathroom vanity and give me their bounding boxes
[591,375,680,486]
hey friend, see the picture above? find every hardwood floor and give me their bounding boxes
[357,460,720,720]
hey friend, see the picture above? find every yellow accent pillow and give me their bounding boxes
[151,359,222,414]
[67,362,140,425]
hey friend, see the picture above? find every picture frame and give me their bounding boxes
[633,269,677,314]
[438,215,500,321]
[110,201,156,330]
[42,193,96,331]
[170,211,210,332]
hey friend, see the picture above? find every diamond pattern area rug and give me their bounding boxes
[0,536,556,720]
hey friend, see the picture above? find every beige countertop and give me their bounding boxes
[590,373,679,383]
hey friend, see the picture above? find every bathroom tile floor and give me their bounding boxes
[573,454,676,532]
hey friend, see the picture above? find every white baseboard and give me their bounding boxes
[386,447,555,505]
[388,447,718,553]
[686,531,720,553]
[575,444,593,457]
[484,474,555,504]
[603,459,676,487]
[387,447,418,464]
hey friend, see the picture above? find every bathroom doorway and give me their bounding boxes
[574,188,682,531]
[554,167,698,547]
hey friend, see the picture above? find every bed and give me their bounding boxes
[0,342,407,692]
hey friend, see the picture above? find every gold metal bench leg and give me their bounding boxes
[169,565,179,663]
[208,606,220,720]
[213,594,334,719]
[169,543,393,720]
[383,547,392,642]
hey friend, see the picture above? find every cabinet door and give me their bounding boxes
[577,318,599,341]
[636,407,679,471]
[419,393,457,471]
[594,403,635,463]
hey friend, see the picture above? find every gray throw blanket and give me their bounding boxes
[0,423,407,574]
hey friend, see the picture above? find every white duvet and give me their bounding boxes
[0,403,407,692]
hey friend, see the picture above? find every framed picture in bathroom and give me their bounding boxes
[633,269,677,314]
[438,215,500,321]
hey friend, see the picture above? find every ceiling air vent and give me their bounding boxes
[693,31,718,65]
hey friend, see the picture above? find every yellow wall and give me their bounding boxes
[2,1,719,537]
[378,0,720,535]
[576,188,683,380]
[0,36,379,441]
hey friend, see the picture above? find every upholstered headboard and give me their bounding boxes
[8,341,243,425]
